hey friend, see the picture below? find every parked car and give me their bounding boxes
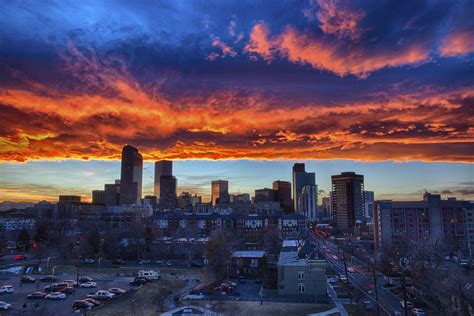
[14,255,25,260]
[72,300,94,311]
[363,300,374,311]
[79,282,97,288]
[238,276,246,284]
[82,258,95,264]
[400,300,414,309]
[412,308,426,315]
[44,283,68,293]
[112,259,124,265]
[108,287,126,295]
[0,285,14,294]
[59,287,74,295]
[40,276,57,282]
[21,276,36,283]
[27,292,46,299]
[83,298,102,307]
[190,262,203,268]
[139,260,152,265]
[87,290,115,301]
[0,301,12,310]
[64,280,78,288]
[138,270,160,281]
[45,292,67,300]
[79,277,94,283]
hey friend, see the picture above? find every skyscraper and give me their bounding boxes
[159,175,177,210]
[292,163,316,213]
[273,180,292,213]
[298,184,318,221]
[92,190,105,205]
[364,191,375,222]
[104,180,120,206]
[331,172,365,229]
[254,188,274,203]
[211,180,229,206]
[154,160,172,198]
[119,145,143,205]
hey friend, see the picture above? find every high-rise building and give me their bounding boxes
[92,190,105,205]
[321,196,331,219]
[298,184,318,221]
[273,180,292,213]
[58,195,81,203]
[292,163,316,213]
[211,180,229,206]
[230,193,250,204]
[143,195,158,209]
[254,188,274,203]
[154,160,172,198]
[177,192,193,211]
[104,180,120,206]
[331,172,365,229]
[374,193,473,251]
[364,191,375,222]
[159,175,177,210]
[119,145,143,205]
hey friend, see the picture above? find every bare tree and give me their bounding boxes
[205,231,232,282]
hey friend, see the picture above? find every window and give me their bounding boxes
[298,271,305,280]
[250,259,258,267]
[298,283,305,293]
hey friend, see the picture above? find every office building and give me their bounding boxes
[374,193,473,254]
[58,195,81,203]
[211,180,229,206]
[231,193,250,203]
[364,191,375,222]
[331,172,365,229]
[177,192,193,211]
[298,184,318,221]
[321,197,331,219]
[92,190,105,205]
[104,180,120,206]
[292,163,316,213]
[143,195,158,209]
[154,160,172,198]
[273,180,293,213]
[159,175,177,210]
[254,188,274,203]
[119,145,143,205]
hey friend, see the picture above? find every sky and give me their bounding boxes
[0,0,473,202]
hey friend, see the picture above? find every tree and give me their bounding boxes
[33,223,49,244]
[205,231,232,282]
[144,226,154,257]
[262,224,281,255]
[16,228,31,251]
[86,227,101,255]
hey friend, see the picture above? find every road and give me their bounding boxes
[310,233,404,316]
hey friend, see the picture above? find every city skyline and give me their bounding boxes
[0,158,472,203]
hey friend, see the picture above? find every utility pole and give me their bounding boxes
[372,266,380,316]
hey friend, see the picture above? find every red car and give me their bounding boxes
[14,255,26,260]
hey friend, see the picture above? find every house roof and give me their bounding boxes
[232,250,266,258]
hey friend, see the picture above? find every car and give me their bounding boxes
[139,260,152,264]
[64,280,78,287]
[190,262,203,268]
[27,291,47,299]
[138,270,160,281]
[40,276,57,282]
[73,300,94,311]
[14,255,26,260]
[21,276,36,283]
[44,282,68,292]
[363,300,374,311]
[0,285,14,294]
[400,300,414,309]
[79,282,97,288]
[59,287,74,295]
[129,277,147,287]
[0,301,12,310]
[347,267,356,273]
[83,298,102,307]
[46,292,67,300]
[411,308,426,315]
[87,290,115,301]
[112,259,124,265]
[82,258,95,264]
[79,277,94,283]
[108,287,126,295]
[155,260,164,265]
[238,276,246,284]
[166,260,172,266]
[328,277,338,284]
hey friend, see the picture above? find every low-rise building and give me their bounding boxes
[231,250,266,278]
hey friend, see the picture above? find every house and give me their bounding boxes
[231,250,266,278]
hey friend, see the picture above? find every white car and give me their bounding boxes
[87,290,115,300]
[0,286,14,294]
[46,292,67,300]
[80,282,97,288]
[0,301,12,310]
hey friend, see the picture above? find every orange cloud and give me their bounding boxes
[439,29,474,57]
[245,23,430,78]
[0,46,473,163]
[315,0,365,40]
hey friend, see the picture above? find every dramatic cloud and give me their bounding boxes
[315,0,365,40]
[439,29,474,57]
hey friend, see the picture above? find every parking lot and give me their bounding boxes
[0,273,134,315]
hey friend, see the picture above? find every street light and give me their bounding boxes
[46,257,51,273]
[97,257,102,274]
